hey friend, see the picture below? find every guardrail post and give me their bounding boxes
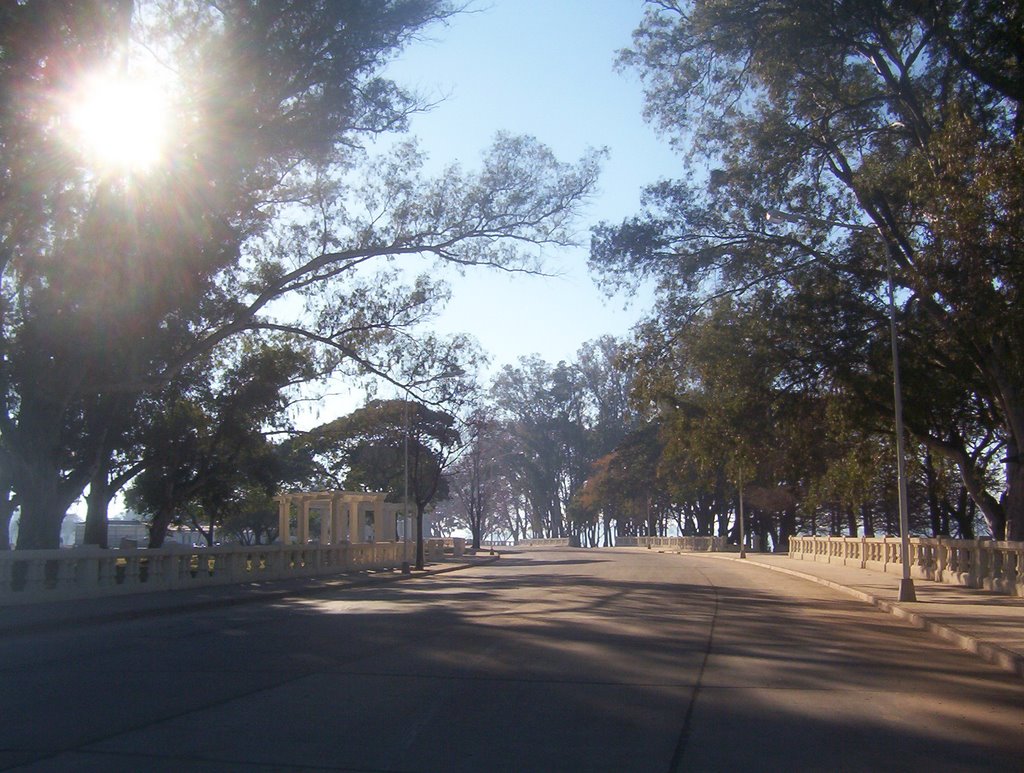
[989,543,1003,593]
[1013,545,1024,598]
[970,539,984,590]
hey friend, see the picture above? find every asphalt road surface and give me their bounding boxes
[1,547,1022,772]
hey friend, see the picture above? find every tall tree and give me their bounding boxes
[302,398,461,569]
[0,1,602,547]
[125,341,307,546]
[491,357,588,539]
[448,410,514,550]
[575,422,667,543]
[592,1,1024,538]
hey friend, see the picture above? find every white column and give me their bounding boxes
[362,507,374,544]
[403,512,413,543]
[349,500,363,543]
[298,499,310,545]
[381,504,398,541]
[339,499,352,540]
[277,496,291,544]
[329,499,342,548]
[419,507,431,541]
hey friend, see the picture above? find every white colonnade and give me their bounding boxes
[274,491,412,546]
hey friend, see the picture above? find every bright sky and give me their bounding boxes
[385,0,678,373]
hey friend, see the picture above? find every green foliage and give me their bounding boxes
[299,398,460,512]
[575,423,665,536]
[220,488,281,546]
[488,339,641,544]
[125,341,308,546]
[0,1,601,547]
[591,0,1024,540]
[446,410,506,549]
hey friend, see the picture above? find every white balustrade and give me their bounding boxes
[616,536,728,552]
[788,536,1024,597]
[518,537,572,547]
[0,539,418,606]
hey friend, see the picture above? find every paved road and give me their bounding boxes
[1,548,1021,772]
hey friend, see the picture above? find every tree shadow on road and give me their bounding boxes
[244,550,1024,771]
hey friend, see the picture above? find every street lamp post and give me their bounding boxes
[738,465,747,559]
[766,209,916,601]
[883,250,916,602]
[402,393,411,574]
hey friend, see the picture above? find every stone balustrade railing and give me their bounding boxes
[0,540,422,606]
[789,535,1024,597]
[617,536,729,552]
[518,538,573,547]
[430,537,466,556]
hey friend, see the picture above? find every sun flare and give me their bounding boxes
[68,69,173,174]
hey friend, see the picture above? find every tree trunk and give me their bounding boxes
[550,498,563,538]
[14,445,85,549]
[778,509,796,552]
[860,503,875,537]
[83,451,144,549]
[15,485,72,550]
[1004,442,1023,541]
[10,397,89,549]
[415,503,425,570]
[83,463,112,548]
[952,487,974,539]
[988,343,1024,540]
[883,499,897,536]
[919,434,1005,539]
[922,449,947,537]
[470,520,482,551]
[147,502,176,548]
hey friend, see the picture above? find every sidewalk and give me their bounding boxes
[0,553,498,638]
[702,551,1024,679]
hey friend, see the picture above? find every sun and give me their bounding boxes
[67,68,173,174]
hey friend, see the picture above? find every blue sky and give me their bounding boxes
[384,0,679,373]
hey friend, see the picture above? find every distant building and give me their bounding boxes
[74,519,148,547]
[73,518,206,548]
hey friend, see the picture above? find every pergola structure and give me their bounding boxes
[274,491,412,545]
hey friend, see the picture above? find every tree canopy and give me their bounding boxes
[0,0,601,548]
[591,0,1024,540]
[297,398,460,567]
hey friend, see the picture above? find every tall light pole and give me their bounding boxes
[765,209,916,601]
[738,464,747,559]
[402,391,411,574]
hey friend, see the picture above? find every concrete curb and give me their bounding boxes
[0,553,500,639]
[704,553,1024,680]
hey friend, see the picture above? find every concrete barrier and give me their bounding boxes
[0,540,417,606]
[518,538,572,547]
[425,538,449,561]
[789,536,1024,597]
[617,536,729,552]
